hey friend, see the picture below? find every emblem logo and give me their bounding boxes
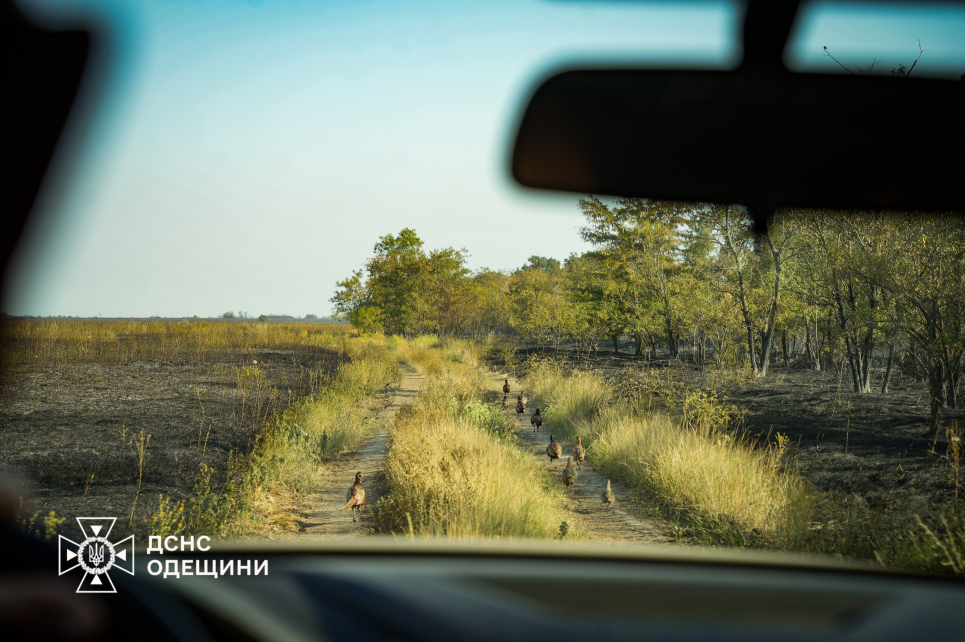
[58,517,135,593]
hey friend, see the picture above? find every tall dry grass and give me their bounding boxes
[233,339,403,534]
[377,338,575,540]
[1,318,353,371]
[527,360,803,539]
[3,318,404,539]
[524,358,965,575]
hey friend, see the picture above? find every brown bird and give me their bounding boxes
[573,435,585,467]
[342,471,366,522]
[517,394,526,410]
[546,434,562,464]
[602,479,615,507]
[502,379,510,394]
[502,395,509,408]
[561,457,577,489]
[530,408,543,432]
[516,397,525,416]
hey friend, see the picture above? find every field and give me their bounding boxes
[0,319,399,541]
[2,319,962,575]
[499,340,964,573]
[520,342,965,508]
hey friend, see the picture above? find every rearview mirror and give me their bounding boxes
[511,68,964,219]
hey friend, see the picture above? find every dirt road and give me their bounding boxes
[496,373,676,546]
[261,364,674,545]
[262,366,423,541]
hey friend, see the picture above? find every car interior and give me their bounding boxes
[3,1,964,641]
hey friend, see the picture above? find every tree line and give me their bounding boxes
[331,200,965,432]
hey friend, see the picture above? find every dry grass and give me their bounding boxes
[201,337,403,536]
[1,318,402,539]
[523,357,965,575]
[1,318,353,371]
[527,360,802,537]
[377,338,575,540]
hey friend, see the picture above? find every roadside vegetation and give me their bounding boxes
[332,206,965,436]
[330,199,964,575]
[524,357,964,576]
[376,338,575,540]
[163,336,402,538]
[1,319,400,540]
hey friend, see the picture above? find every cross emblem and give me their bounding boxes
[58,517,135,593]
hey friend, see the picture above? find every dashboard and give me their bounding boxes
[131,540,965,642]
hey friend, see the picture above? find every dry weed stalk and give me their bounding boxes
[129,430,151,531]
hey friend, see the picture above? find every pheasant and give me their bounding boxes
[502,395,509,409]
[561,457,577,489]
[515,397,525,417]
[573,435,585,467]
[546,434,562,464]
[502,379,510,394]
[602,479,615,507]
[530,408,543,432]
[342,471,366,522]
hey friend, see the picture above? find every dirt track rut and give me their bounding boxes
[496,373,676,546]
[259,363,675,545]
[263,366,423,541]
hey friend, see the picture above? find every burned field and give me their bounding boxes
[0,319,349,542]
[510,342,964,516]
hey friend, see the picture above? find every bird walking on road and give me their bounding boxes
[502,395,509,408]
[546,434,562,464]
[602,479,615,507]
[517,394,526,410]
[516,397,525,417]
[562,457,577,489]
[531,408,543,432]
[573,435,585,467]
[342,471,366,522]
[503,379,511,394]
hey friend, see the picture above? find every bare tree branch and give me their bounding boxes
[906,38,923,78]
[822,46,854,74]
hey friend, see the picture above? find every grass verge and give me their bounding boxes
[376,338,577,540]
[524,357,965,576]
[151,337,402,538]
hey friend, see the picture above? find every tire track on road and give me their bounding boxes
[496,372,677,546]
[259,365,423,541]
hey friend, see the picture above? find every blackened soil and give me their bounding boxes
[0,347,345,542]
[505,342,964,513]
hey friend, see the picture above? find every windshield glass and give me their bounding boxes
[3,0,963,580]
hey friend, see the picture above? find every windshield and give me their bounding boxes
[3,0,964,580]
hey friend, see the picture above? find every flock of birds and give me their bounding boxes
[340,378,619,524]
[502,378,615,508]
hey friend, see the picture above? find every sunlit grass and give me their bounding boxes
[527,359,800,537]
[1,318,353,373]
[523,357,965,575]
[378,338,575,540]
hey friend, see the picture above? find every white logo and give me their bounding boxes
[58,517,135,593]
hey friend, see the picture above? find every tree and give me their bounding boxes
[331,228,473,337]
[578,196,688,358]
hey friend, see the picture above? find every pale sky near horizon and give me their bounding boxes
[6,0,965,318]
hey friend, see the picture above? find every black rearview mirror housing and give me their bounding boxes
[511,68,964,222]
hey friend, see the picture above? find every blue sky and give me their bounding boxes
[6,0,964,318]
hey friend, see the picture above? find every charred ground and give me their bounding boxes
[502,341,964,515]
[0,320,348,542]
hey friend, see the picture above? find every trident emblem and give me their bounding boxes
[88,543,105,567]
